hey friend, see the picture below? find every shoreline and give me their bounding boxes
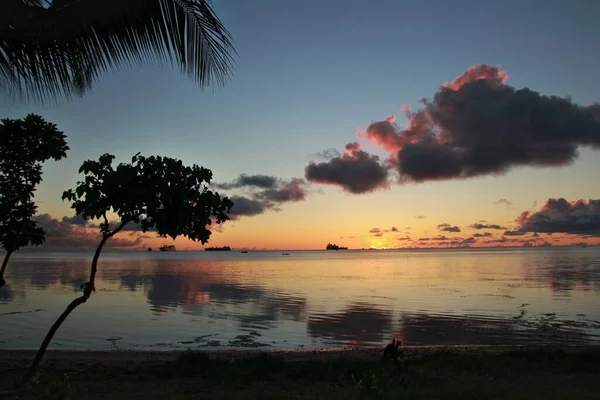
[1,344,597,364]
[2,345,599,399]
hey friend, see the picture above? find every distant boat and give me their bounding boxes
[282,252,290,256]
[241,250,248,253]
[159,245,176,252]
[326,243,348,250]
[205,246,231,252]
[147,247,152,252]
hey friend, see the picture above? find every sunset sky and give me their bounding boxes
[1,0,600,250]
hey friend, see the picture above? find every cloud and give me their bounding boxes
[516,198,600,234]
[32,214,145,250]
[61,215,88,225]
[257,178,307,203]
[432,235,449,241]
[415,215,427,219]
[437,223,461,233]
[469,223,507,230]
[213,174,278,190]
[494,198,513,207]
[365,64,600,182]
[504,230,526,236]
[229,196,267,217]
[309,148,341,160]
[305,142,390,194]
[369,226,398,235]
[215,175,309,220]
[461,237,476,244]
[309,64,600,194]
[396,236,411,241]
[473,232,493,237]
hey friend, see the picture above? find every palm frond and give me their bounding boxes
[0,0,236,104]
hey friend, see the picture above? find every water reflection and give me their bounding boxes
[0,248,599,350]
[4,258,88,292]
[308,302,393,346]
[0,285,16,303]
[541,253,600,294]
[399,312,597,346]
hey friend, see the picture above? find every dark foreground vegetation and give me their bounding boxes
[1,347,599,399]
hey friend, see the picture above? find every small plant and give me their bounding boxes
[42,373,71,400]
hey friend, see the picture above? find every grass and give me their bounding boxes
[3,348,600,399]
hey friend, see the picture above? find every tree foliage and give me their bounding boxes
[0,114,69,288]
[23,152,233,382]
[62,152,233,241]
[0,0,236,104]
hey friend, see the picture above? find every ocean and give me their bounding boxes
[1,247,599,350]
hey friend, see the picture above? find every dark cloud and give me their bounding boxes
[258,178,307,203]
[437,223,461,233]
[494,198,513,207]
[470,223,507,230]
[432,235,449,241]
[483,237,536,246]
[504,230,526,236]
[363,64,600,183]
[473,232,493,238]
[517,198,600,234]
[229,196,266,217]
[396,236,411,241]
[373,233,383,237]
[305,142,390,194]
[415,215,427,219]
[61,215,88,225]
[213,174,277,190]
[215,175,309,220]
[461,237,476,244]
[32,214,145,250]
[369,226,398,235]
[309,148,341,160]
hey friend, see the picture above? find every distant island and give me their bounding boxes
[205,246,231,252]
[326,243,348,250]
[159,245,176,252]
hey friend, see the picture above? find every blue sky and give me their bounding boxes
[1,0,600,249]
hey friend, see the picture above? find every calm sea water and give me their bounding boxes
[1,247,599,350]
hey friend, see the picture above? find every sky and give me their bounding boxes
[2,0,600,250]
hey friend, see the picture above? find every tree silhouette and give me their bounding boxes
[0,114,69,289]
[1,0,236,104]
[22,152,233,382]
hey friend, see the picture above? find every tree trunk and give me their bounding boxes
[20,220,127,384]
[19,292,90,384]
[0,217,25,290]
[0,250,13,289]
